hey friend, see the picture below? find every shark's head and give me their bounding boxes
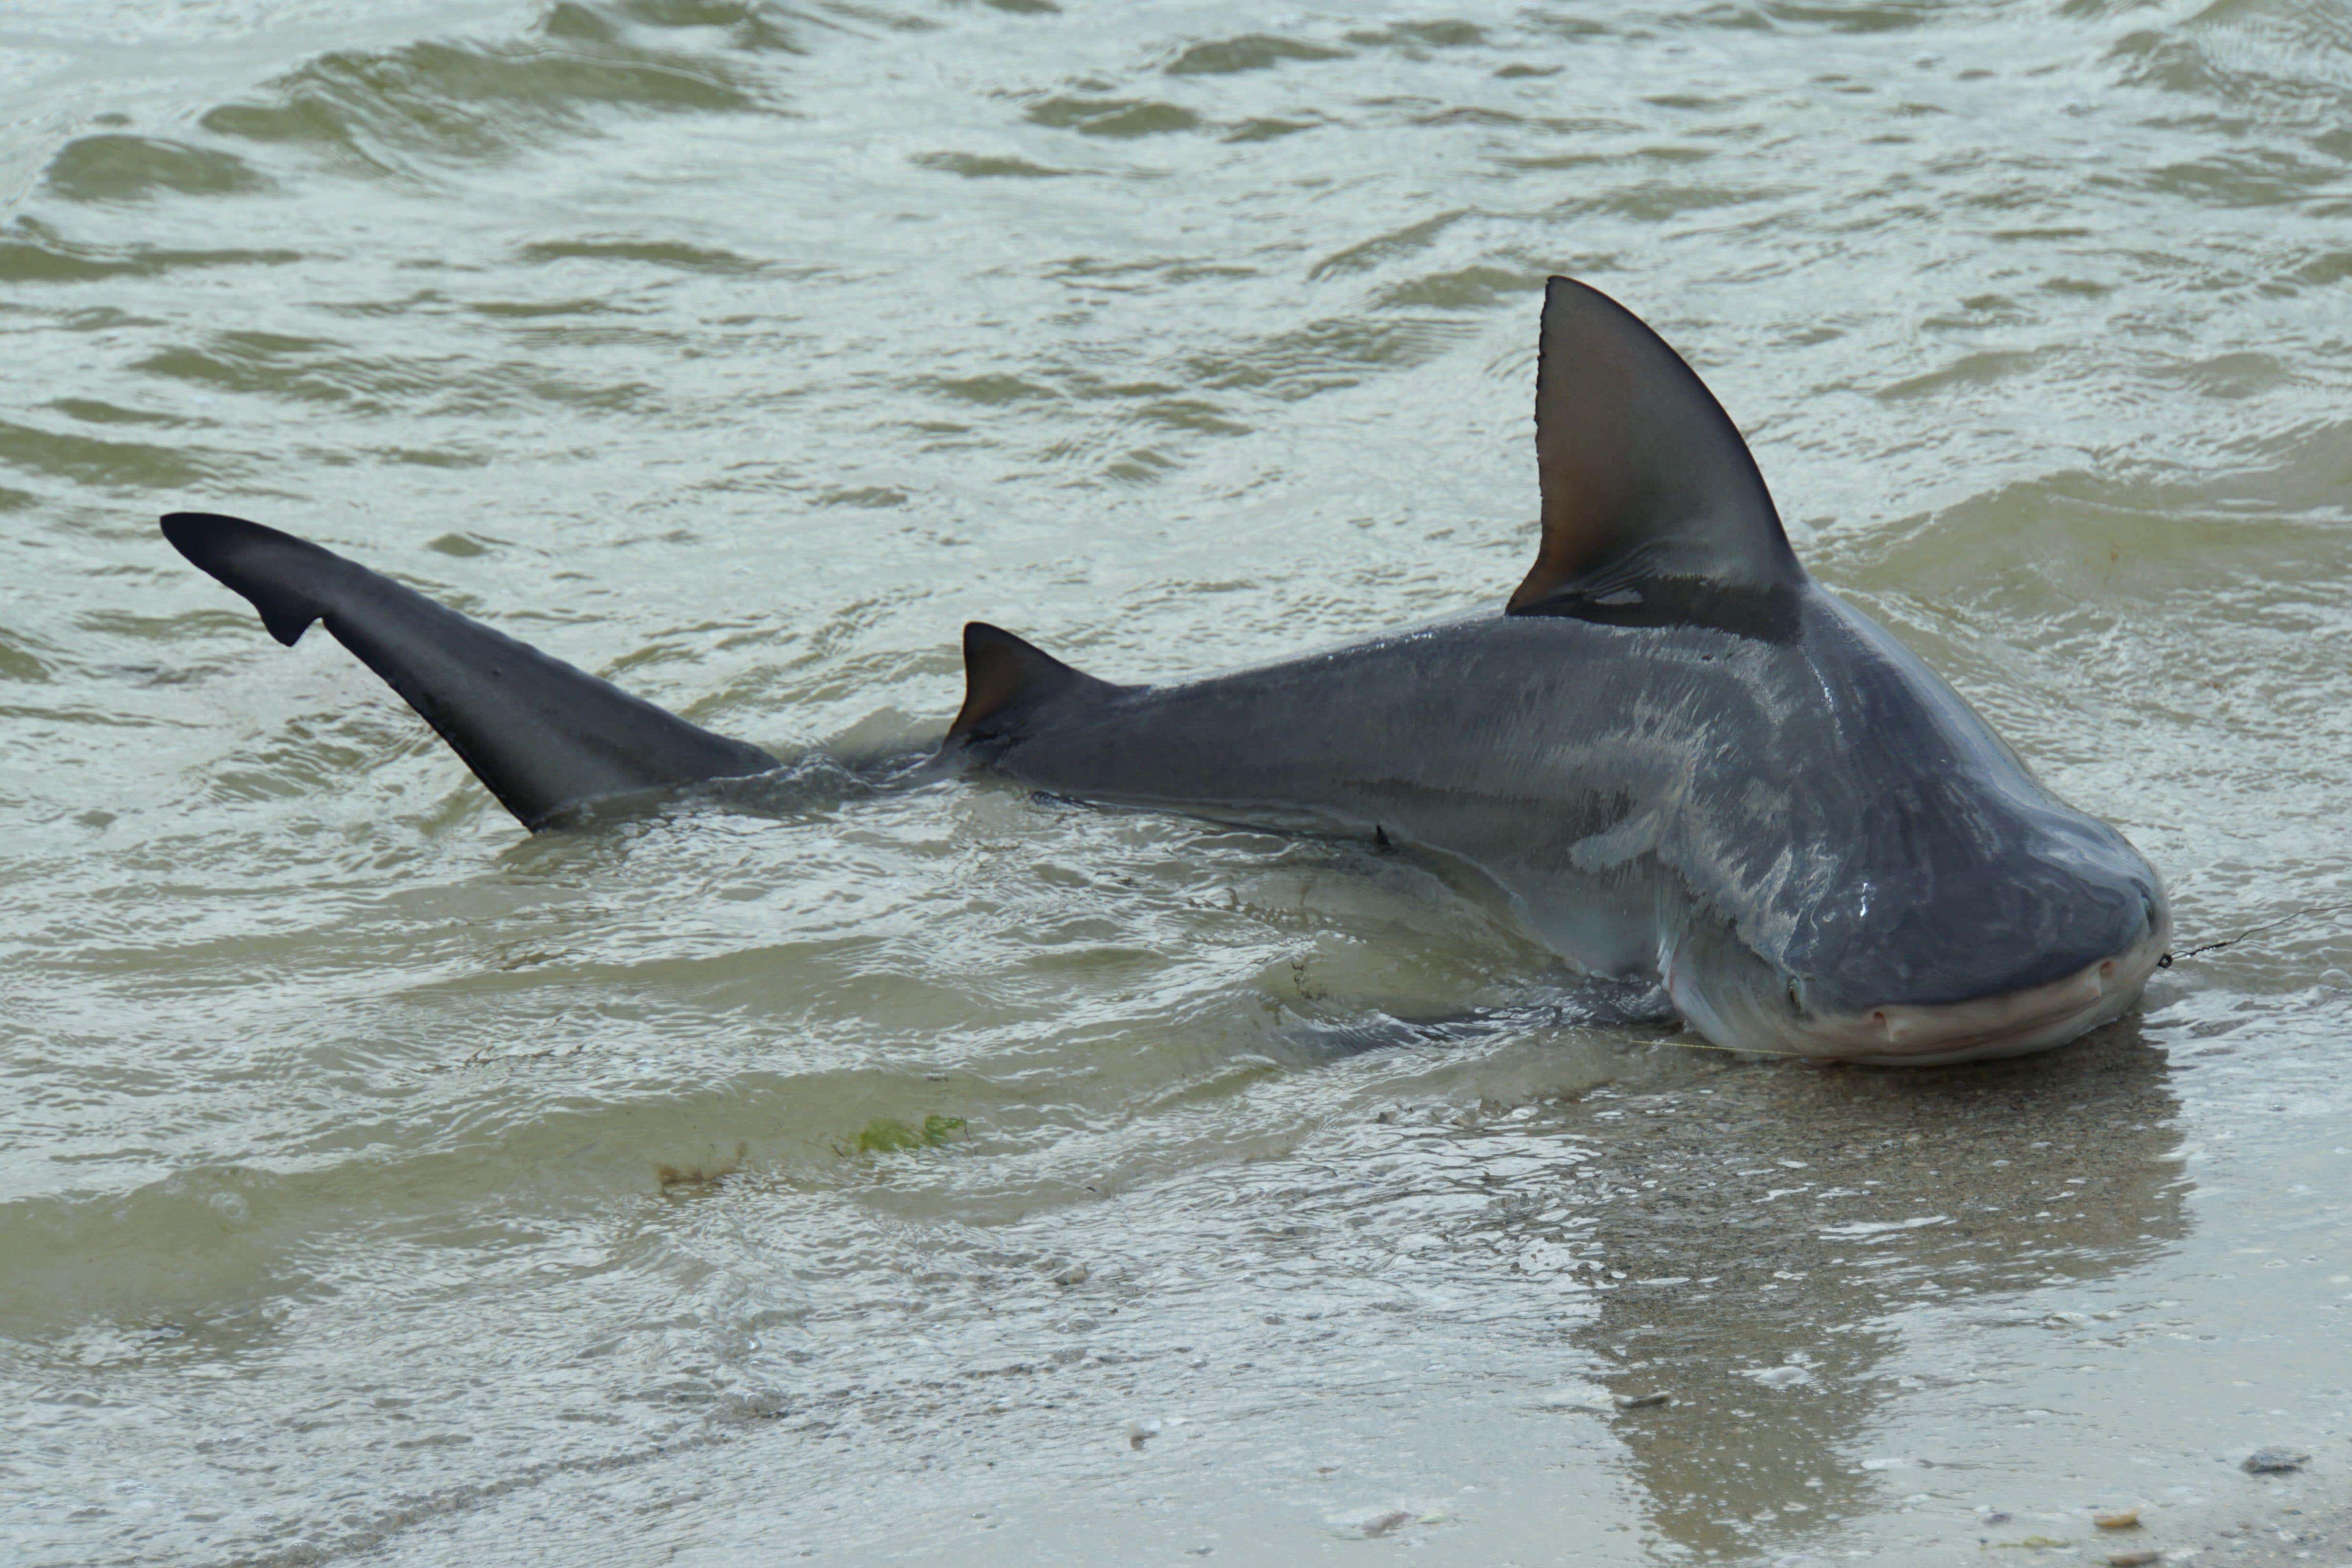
[1665,835,2169,1066]
[1660,591,2172,1065]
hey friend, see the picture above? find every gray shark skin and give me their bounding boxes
[161,278,2169,1065]
[952,590,2166,1065]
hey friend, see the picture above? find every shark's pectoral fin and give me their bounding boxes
[1508,277,1805,630]
[162,512,777,830]
[947,622,1122,749]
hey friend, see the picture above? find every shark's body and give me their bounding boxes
[163,279,2168,1064]
[955,584,2164,1064]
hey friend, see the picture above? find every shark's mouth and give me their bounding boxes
[1789,913,2173,1067]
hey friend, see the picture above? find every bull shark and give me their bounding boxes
[161,277,2169,1066]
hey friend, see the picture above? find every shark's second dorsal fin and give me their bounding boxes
[1507,278,1804,631]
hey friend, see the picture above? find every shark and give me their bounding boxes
[161,277,2169,1066]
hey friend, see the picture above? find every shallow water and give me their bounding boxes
[3,0,2350,1562]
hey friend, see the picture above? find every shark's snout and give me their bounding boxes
[1665,877,2170,1065]
[1799,901,2170,1065]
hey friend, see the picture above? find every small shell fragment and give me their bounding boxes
[2105,1551,2159,1567]
[2093,1508,2141,1530]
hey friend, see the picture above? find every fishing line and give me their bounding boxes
[2157,907,2317,969]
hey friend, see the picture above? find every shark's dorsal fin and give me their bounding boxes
[1508,277,1804,629]
[947,622,1120,746]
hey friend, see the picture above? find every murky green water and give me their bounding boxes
[4,0,2349,1562]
